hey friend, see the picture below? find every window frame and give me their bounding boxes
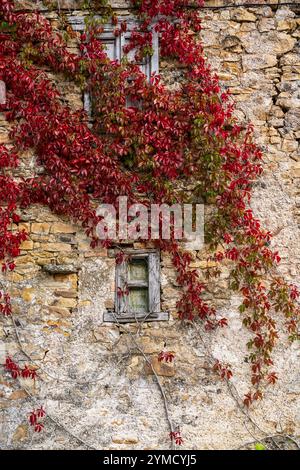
[67,15,159,116]
[104,249,169,323]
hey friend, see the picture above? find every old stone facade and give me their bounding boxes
[0,0,299,450]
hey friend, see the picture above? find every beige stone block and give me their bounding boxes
[145,329,179,339]
[291,163,300,177]
[47,319,72,329]
[15,265,39,275]
[111,419,123,426]
[43,281,69,289]
[19,222,30,231]
[9,273,24,282]
[22,287,34,302]
[144,356,175,377]
[12,223,30,232]
[268,127,280,136]
[222,62,241,74]
[112,435,139,444]
[54,289,77,298]
[54,273,78,289]
[50,223,77,234]
[31,235,51,243]
[219,51,240,62]
[20,240,34,250]
[270,136,281,144]
[271,33,296,55]
[277,96,300,110]
[33,250,53,258]
[280,53,300,67]
[43,325,71,337]
[231,9,256,22]
[0,133,10,144]
[65,94,83,110]
[78,240,90,251]
[191,260,217,269]
[78,300,92,307]
[285,109,300,131]
[104,299,114,310]
[283,72,300,83]
[9,390,27,400]
[93,326,120,343]
[48,306,71,317]
[12,424,28,443]
[44,243,72,252]
[9,287,21,297]
[257,18,275,32]
[31,223,50,234]
[242,55,277,72]
[15,255,34,265]
[271,105,284,118]
[139,337,163,354]
[277,19,297,31]
[292,30,300,39]
[0,400,10,410]
[34,254,56,266]
[282,139,298,153]
[56,255,79,264]
[239,22,256,32]
[218,72,235,82]
[54,297,77,308]
[84,248,108,258]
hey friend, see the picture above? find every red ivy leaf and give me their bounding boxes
[170,431,183,446]
[29,411,37,426]
[267,372,278,385]
[34,423,44,433]
[158,351,175,363]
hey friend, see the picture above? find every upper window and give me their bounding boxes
[104,250,168,323]
[67,15,159,115]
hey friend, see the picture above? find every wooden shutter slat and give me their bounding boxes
[148,252,161,314]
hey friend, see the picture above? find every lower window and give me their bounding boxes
[104,249,169,323]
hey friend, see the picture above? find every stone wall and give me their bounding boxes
[0,1,299,450]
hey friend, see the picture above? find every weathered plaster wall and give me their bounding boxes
[0,1,299,450]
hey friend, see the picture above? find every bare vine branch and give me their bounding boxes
[112,313,176,450]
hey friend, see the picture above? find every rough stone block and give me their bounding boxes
[231,9,257,22]
[50,223,77,234]
[31,223,50,234]
[144,357,175,377]
[43,243,72,252]
[20,240,34,250]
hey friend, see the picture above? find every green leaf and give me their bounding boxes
[255,443,266,450]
